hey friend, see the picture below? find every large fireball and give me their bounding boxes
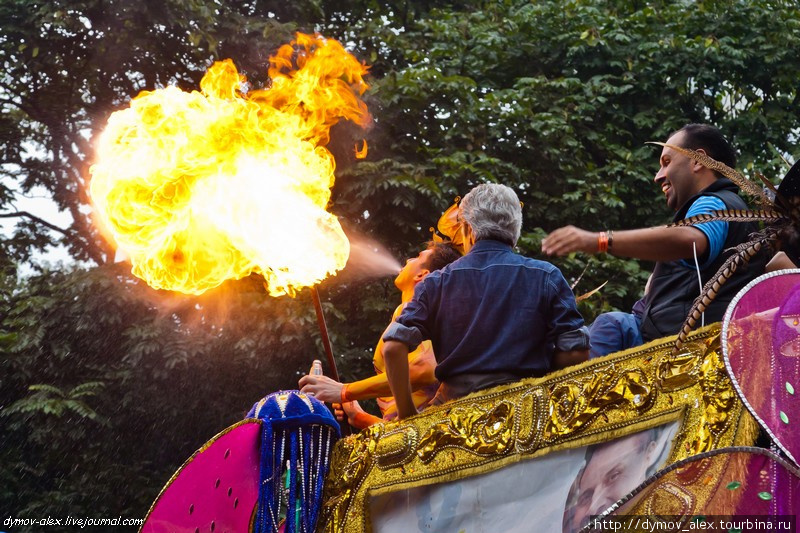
[90,33,369,296]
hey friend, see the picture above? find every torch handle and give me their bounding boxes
[309,287,351,435]
[309,287,340,382]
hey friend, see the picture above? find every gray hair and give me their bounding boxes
[460,183,522,246]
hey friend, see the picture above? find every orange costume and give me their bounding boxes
[299,237,461,427]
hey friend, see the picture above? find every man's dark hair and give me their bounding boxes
[674,123,737,174]
[422,241,462,272]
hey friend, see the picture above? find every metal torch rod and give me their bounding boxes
[309,286,340,382]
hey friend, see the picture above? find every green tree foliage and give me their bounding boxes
[335,0,800,314]
[2,0,800,527]
[0,264,331,523]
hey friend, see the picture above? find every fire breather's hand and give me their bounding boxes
[541,225,596,256]
[298,374,344,403]
[332,401,365,424]
[332,402,345,422]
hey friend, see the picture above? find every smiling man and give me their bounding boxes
[563,428,672,532]
[542,124,765,354]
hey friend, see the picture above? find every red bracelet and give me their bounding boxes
[341,384,351,403]
[597,231,609,253]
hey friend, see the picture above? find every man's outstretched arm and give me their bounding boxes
[541,225,709,262]
[299,350,436,403]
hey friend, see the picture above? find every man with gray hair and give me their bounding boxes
[383,184,589,418]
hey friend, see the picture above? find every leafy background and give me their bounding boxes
[1,0,799,528]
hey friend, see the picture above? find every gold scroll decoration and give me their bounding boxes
[416,401,514,463]
[657,332,737,457]
[691,335,736,455]
[656,342,704,391]
[320,423,382,529]
[542,367,653,442]
[514,386,546,452]
[375,425,418,469]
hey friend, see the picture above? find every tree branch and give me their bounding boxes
[0,211,71,236]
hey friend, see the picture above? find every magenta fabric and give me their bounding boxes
[723,271,800,464]
[141,420,261,533]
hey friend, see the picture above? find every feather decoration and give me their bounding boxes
[576,280,608,302]
[569,263,590,291]
[751,172,778,209]
[647,141,768,202]
[756,172,779,196]
[673,234,776,352]
[668,209,783,227]
[778,152,793,169]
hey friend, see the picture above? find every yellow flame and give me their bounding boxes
[90,33,370,296]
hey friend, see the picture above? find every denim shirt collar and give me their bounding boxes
[469,239,513,253]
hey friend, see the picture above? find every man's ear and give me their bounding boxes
[691,149,708,172]
[414,269,430,282]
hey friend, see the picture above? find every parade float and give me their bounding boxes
[87,33,800,533]
[135,286,800,532]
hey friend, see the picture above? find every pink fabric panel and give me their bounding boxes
[142,421,261,533]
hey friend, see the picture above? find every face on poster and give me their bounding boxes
[370,421,679,533]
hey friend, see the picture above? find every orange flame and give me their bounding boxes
[354,139,368,159]
[90,33,370,296]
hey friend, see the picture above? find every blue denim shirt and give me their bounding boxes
[382,239,589,382]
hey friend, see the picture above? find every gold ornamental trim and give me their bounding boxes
[318,324,757,533]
